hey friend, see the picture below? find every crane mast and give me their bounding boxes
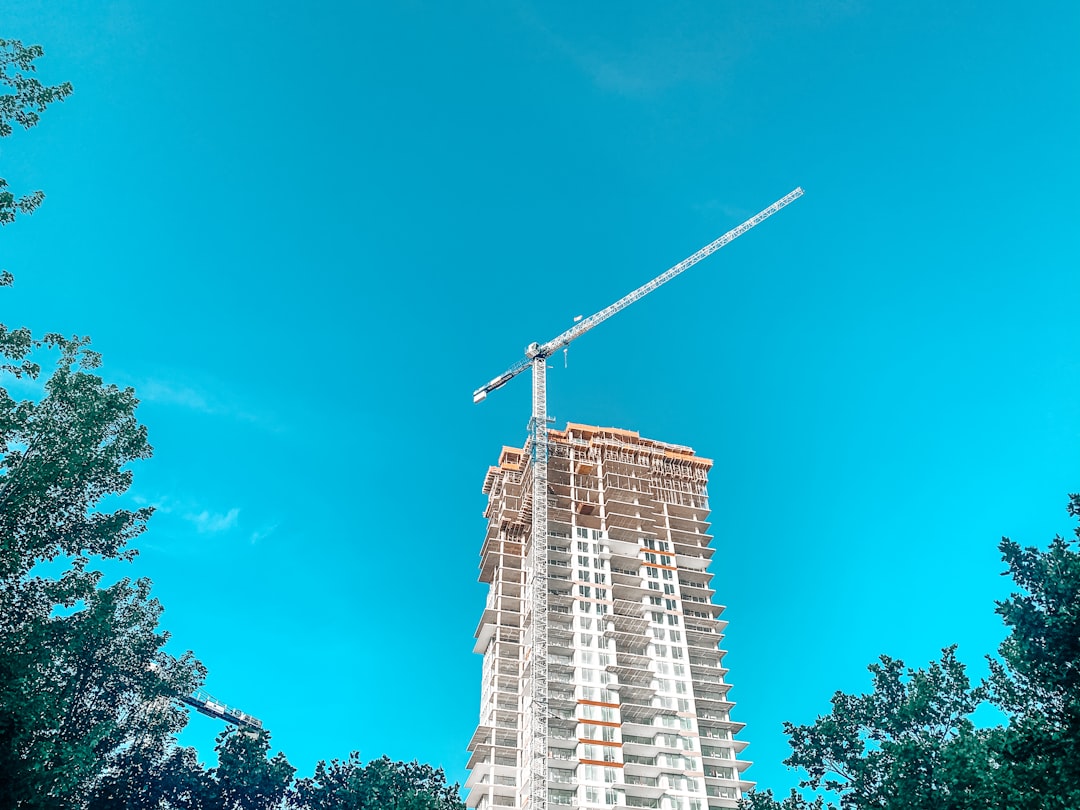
[473,188,803,810]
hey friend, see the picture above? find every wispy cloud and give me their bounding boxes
[184,507,240,534]
[133,377,280,431]
[249,523,280,545]
[137,380,213,413]
[514,3,737,98]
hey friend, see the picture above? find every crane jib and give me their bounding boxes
[472,186,803,402]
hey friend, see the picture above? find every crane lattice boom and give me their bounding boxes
[181,688,262,731]
[472,187,804,403]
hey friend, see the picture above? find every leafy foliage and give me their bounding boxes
[293,754,464,810]
[0,38,72,228]
[208,728,296,810]
[742,496,1080,810]
[0,31,464,810]
[0,335,154,579]
[985,492,1080,808]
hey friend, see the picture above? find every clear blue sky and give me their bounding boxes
[3,0,1078,797]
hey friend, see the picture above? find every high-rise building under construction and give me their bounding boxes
[466,423,753,810]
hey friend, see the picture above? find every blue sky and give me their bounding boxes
[2,0,1078,797]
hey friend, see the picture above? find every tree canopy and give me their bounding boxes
[0,35,462,810]
[741,494,1080,810]
[0,38,71,232]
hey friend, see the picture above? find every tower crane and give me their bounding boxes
[471,187,803,810]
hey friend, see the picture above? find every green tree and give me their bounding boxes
[0,38,71,231]
[740,788,828,810]
[766,647,995,810]
[1,40,207,805]
[208,728,295,810]
[742,495,1080,810]
[986,493,1080,808]
[0,331,206,807]
[292,754,464,810]
[86,740,212,810]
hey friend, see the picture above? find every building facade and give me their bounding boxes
[466,423,753,810]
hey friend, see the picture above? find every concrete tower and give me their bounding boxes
[466,423,752,810]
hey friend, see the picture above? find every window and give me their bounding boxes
[579,616,593,630]
[665,599,678,610]
[602,725,616,742]
[577,540,589,551]
[581,686,597,701]
[579,652,595,665]
[664,583,676,594]
[578,555,591,566]
[646,567,659,579]
[673,664,685,676]
[580,634,594,647]
[593,557,604,568]
[648,581,661,591]
[677,698,691,711]
[651,611,664,623]
[549,789,573,805]
[593,572,607,584]
[650,596,662,606]
[644,552,658,564]
[601,706,616,722]
[577,528,589,539]
[652,627,665,639]
[671,647,684,660]
[662,569,673,580]
[579,601,592,613]
[595,588,608,599]
[660,555,672,566]
[579,586,592,598]
[596,604,608,615]
[666,614,679,626]
[653,643,668,656]
[586,787,601,802]
[577,569,590,581]
[669,630,681,642]
[676,682,688,695]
